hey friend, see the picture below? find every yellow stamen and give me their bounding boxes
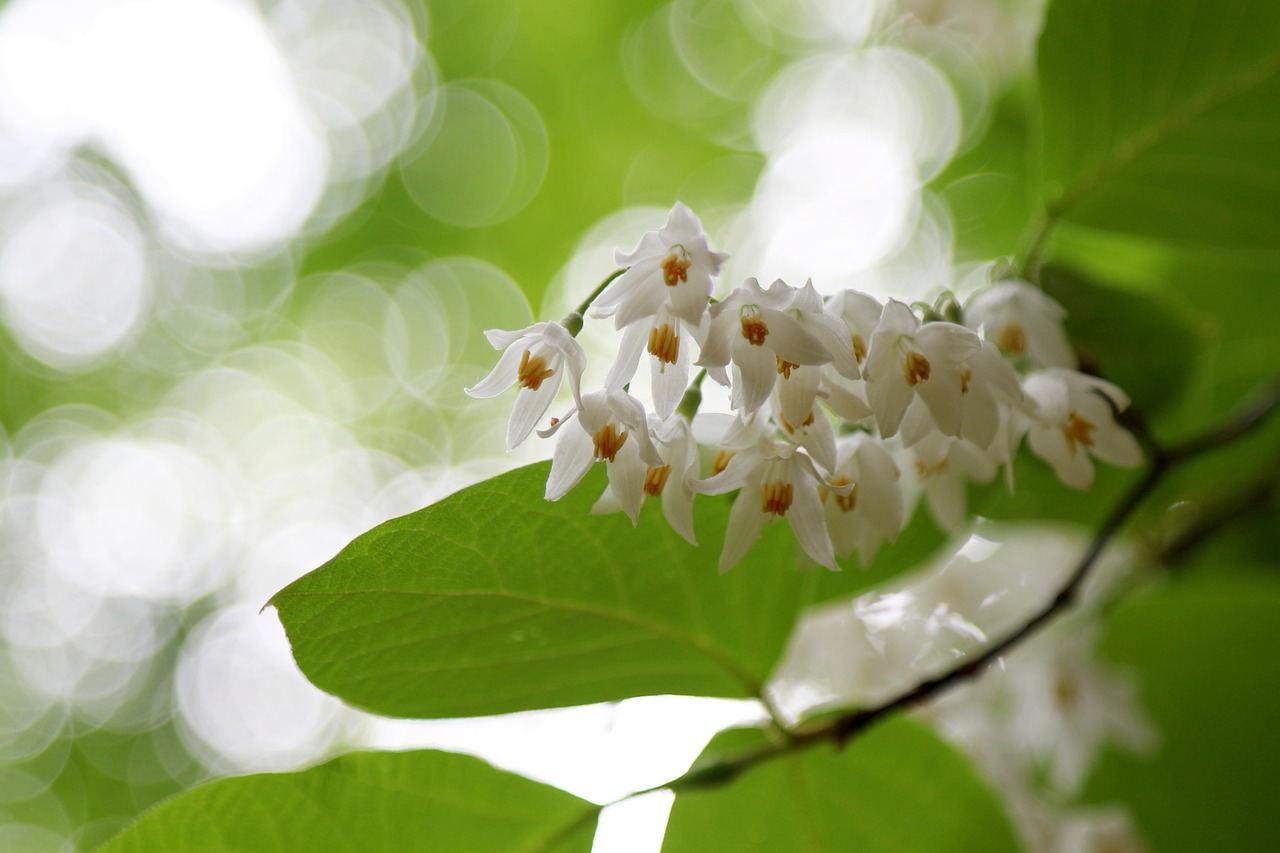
[997,323,1027,356]
[960,367,972,394]
[740,305,769,346]
[851,334,867,364]
[518,349,555,391]
[644,464,672,497]
[661,252,690,286]
[779,410,815,435]
[761,480,793,516]
[775,355,799,378]
[712,449,735,476]
[914,457,948,480]
[828,476,856,512]
[904,351,931,386]
[1054,674,1078,710]
[592,424,628,462]
[647,323,680,365]
[1063,410,1096,455]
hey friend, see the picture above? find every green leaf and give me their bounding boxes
[270,462,942,719]
[1040,264,1203,415]
[1037,0,1280,252]
[101,749,598,853]
[1085,577,1280,852]
[662,718,1019,852]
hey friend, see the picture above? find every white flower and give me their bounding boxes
[544,389,662,524]
[966,279,1076,369]
[591,413,700,545]
[465,321,587,451]
[1022,369,1143,490]
[903,429,997,532]
[1002,623,1158,796]
[605,303,702,420]
[589,201,728,330]
[826,288,884,371]
[769,389,838,473]
[864,299,982,440]
[693,437,848,573]
[697,278,835,416]
[1050,807,1149,853]
[822,433,904,564]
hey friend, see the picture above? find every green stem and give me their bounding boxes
[1018,214,1056,285]
[559,268,626,336]
[676,369,708,421]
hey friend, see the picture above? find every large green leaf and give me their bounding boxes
[1037,0,1280,251]
[662,718,1019,852]
[1085,578,1280,852]
[270,462,942,719]
[100,750,598,853]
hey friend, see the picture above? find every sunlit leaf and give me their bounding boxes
[661,718,1019,852]
[1038,0,1280,251]
[100,750,598,853]
[270,462,943,719]
[1086,578,1280,851]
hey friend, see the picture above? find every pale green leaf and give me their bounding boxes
[100,749,598,853]
[270,462,942,719]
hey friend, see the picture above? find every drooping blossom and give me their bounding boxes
[1022,369,1143,489]
[465,321,586,450]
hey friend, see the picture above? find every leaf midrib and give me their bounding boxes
[1047,48,1280,217]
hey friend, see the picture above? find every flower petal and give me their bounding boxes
[718,480,766,573]
[507,378,561,450]
[731,338,778,414]
[608,442,647,525]
[545,426,595,500]
[759,308,831,365]
[605,322,647,392]
[788,475,839,570]
[464,341,525,399]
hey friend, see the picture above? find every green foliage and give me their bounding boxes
[1086,578,1280,851]
[662,719,1020,852]
[1037,0,1280,252]
[100,750,598,853]
[270,462,943,719]
[1040,265,1203,416]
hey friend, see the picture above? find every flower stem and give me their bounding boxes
[676,369,708,421]
[559,268,626,336]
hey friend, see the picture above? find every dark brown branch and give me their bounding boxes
[655,376,1280,795]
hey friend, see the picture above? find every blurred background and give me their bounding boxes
[7,0,1267,850]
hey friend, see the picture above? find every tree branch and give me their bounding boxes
[655,376,1280,794]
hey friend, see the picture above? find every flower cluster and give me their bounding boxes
[467,203,1143,573]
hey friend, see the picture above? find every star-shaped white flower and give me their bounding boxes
[465,321,586,451]
[965,279,1076,369]
[863,299,982,440]
[590,413,700,545]
[589,201,728,330]
[1022,369,1143,489]
[697,278,837,417]
[1002,624,1158,795]
[604,303,703,420]
[544,389,662,524]
[822,433,904,565]
[903,429,997,532]
[693,437,849,573]
[896,339,1025,451]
